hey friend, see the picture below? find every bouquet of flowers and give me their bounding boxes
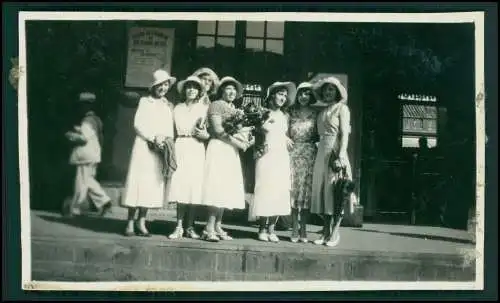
[222,103,274,157]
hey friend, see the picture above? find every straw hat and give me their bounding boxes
[176,75,206,96]
[192,67,220,95]
[78,92,96,103]
[265,81,297,107]
[312,76,348,104]
[296,82,314,96]
[150,69,177,89]
[216,76,244,99]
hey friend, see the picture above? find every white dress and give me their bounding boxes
[168,101,208,204]
[120,96,174,209]
[200,100,246,210]
[250,110,292,217]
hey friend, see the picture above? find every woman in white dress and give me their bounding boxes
[200,76,254,242]
[191,67,219,105]
[250,82,297,243]
[120,69,176,237]
[167,76,210,239]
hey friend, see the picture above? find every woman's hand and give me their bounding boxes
[231,136,251,151]
[247,135,256,147]
[286,137,294,151]
[338,150,349,168]
[193,127,209,141]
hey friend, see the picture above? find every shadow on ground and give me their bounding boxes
[355,228,474,245]
[36,214,259,240]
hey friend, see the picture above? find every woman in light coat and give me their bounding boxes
[120,69,176,237]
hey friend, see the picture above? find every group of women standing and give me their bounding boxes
[119,67,352,247]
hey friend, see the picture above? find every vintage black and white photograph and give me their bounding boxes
[16,11,485,291]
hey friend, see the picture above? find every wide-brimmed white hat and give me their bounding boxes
[78,92,96,103]
[296,82,313,93]
[176,75,206,96]
[265,81,297,107]
[216,76,244,99]
[192,67,220,95]
[150,69,177,89]
[312,76,348,104]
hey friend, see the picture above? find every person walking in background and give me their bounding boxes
[200,76,253,242]
[250,81,296,243]
[62,92,112,218]
[192,67,220,105]
[288,82,320,243]
[310,76,352,247]
[167,76,210,240]
[120,69,177,237]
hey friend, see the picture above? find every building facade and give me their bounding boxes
[26,20,476,228]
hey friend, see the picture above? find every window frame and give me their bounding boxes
[244,21,285,55]
[400,98,439,149]
[196,21,237,49]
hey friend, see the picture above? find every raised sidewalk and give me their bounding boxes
[30,208,476,282]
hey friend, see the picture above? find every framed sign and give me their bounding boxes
[125,27,175,89]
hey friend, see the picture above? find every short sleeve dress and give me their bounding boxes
[310,102,352,215]
[168,101,209,205]
[250,110,292,218]
[200,100,246,210]
[289,107,319,209]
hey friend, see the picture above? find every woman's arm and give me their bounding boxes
[284,111,294,150]
[193,115,210,141]
[209,114,248,150]
[134,98,155,143]
[65,128,87,144]
[338,104,351,159]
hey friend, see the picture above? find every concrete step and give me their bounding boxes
[30,210,476,282]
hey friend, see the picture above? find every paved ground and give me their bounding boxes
[31,209,475,255]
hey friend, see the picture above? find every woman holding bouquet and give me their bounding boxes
[121,69,177,237]
[288,82,320,243]
[250,81,297,243]
[310,76,352,247]
[167,76,210,239]
[200,76,253,242]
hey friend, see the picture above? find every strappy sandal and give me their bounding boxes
[325,231,340,247]
[258,232,269,242]
[168,226,184,239]
[268,233,280,243]
[215,229,233,241]
[185,228,200,239]
[201,230,220,242]
[313,236,327,245]
[135,221,151,237]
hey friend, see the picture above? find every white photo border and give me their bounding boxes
[17,11,485,292]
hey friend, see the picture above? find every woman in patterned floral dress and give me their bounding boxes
[288,82,319,243]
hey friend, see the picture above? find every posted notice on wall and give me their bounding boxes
[125,27,175,89]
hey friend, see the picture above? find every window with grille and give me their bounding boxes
[196,21,236,49]
[245,21,285,55]
[399,94,439,148]
[241,83,263,108]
